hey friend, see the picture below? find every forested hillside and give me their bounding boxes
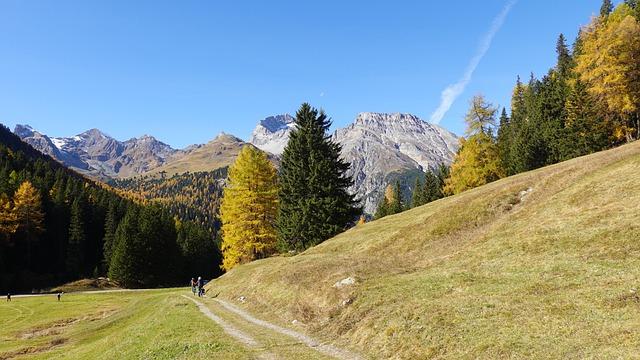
[0,125,220,292]
[110,168,227,234]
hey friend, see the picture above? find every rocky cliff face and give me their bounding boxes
[249,112,459,214]
[333,113,458,214]
[249,114,296,155]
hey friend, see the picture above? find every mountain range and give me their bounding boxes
[12,113,458,213]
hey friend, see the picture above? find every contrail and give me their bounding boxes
[429,0,516,124]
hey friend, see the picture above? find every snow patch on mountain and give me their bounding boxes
[249,114,295,155]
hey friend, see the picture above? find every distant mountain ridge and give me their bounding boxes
[12,113,458,213]
[14,125,181,179]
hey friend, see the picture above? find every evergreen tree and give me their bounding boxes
[496,108,512,174]
[374,193,389,220]
[102,199,118,272]
[556,34,572,78]
[277,103,361,250]
[177,220,221,279]
[66,198,85,276]
[563,79,610,158]
[387,181,404,215]
[423,170,443,203]
[109,207,142,288]
[436,163,450,191]
[137,205,180,286]
[220,145,278,270]
[601,0,613,17]
[411,178,424,208]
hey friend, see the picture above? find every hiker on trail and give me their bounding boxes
[6,293,10,302]
[190,278,196,295]
[197,277,203,297]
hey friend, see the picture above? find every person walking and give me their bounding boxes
[57,292,62,301]
[6,293,10,302]
[190,278,196,295]
[197,277,203,297]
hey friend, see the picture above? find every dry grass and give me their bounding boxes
[208,141,640,359]
[50,278,120,293]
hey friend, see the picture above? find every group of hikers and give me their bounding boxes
[190,277,206,297]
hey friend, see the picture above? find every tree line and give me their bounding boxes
[0,125,220,292]
[445,0,640,195]
[367,0,640,218]
[110,168,228,234]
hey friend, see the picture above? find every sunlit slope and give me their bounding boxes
[208,141,640,359]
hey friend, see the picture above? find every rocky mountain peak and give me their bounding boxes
[259,114,295,133]
[249,114,296,155]
[14,124,36,138]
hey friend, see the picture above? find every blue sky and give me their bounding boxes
[0,0,610,148]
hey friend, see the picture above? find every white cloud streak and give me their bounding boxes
[429,0,516,124]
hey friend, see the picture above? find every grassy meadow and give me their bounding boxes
[0,289,250,359]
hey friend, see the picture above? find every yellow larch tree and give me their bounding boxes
[575,4,640,141]
[220,146,278,271]
[444,95,504,195]
[0,193,18,241]
[13,180,45,237]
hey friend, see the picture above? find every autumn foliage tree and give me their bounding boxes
[445,95,504,195]
[13,180,45,268]
[220,145,278,271]
[575,3,640,141]
[0,194,17,241]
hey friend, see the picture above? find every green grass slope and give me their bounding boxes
[208,141,640,359]
[0,290,251,359]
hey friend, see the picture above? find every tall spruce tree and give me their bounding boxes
[496,108,512,174]
[411,178,424,208]
[556,34,572,78]
[102,199,118,272]
[277,103,361,250]
[423,170,443,203]
[109,207,142,288]
[66,198,85,276]
[601,0,613,17]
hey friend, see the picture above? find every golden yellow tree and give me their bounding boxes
[575,4,640,141]
[445,95,504,195]
[13,181,45,267]
[0,194,18,241]
[220,146,278,271]
[13,181,45,237]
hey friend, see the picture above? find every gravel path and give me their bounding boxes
[213,298,362,360]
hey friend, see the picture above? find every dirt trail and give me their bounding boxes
[210,298,362,360]
[181,295,276,360]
